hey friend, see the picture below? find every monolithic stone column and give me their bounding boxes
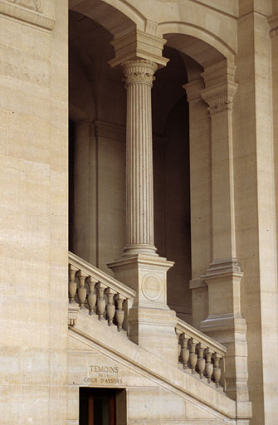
[108,30,178,364]
[121,59,158,257]
[199,60,251,419]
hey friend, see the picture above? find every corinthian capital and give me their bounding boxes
[121,60,157,88]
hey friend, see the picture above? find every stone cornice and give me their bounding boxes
[183,79,204,103]
[0,0,55,30]
[201,60,238,115]
[109,28,169,69]
[201,81,238,115]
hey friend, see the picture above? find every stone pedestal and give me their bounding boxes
[199,259,252,420]
[199,259,249,403]
[108,255,178,364]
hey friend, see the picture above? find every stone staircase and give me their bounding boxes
[68,251,240,423]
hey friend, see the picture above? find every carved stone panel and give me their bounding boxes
[0,0,54,30]
[7,0,43,13]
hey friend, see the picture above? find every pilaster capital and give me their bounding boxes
[201,60,237,115]
[201,82,238,115]
[121,59,157,88]
[183,79,204,103]
[109,28,169,69]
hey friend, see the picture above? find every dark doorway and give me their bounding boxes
[79,388,126,425]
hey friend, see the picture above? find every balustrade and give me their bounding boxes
[68,252,136,333]
[176,318,226,390]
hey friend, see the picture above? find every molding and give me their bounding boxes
[0,0,55,30]
[200,313,247,334]
[201,60,236,88]
[201,258,243,281]
[108,254,174,272]
[109,28,168,69]
[183,79,204,102]
[201,82,238,114]
[201,60,238,114]
[145,19,158,35]
[189,278,207,290]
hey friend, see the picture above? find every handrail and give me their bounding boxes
[176,318,227,356]
[69,251,136,299]
[68,251,135,332]
[176,318,226,390]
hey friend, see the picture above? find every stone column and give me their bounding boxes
[108,30,178,364]
[199,60,251,419]
[121,59,158,257]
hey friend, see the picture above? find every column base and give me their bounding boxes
[107,255,178,364]
[200,314,250,403]
[122,243,158,257]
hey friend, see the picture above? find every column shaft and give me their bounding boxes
[122,60,158,256]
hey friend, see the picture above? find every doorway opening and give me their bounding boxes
[79,388,126,425]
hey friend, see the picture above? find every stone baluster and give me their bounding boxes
[196,343,206,378]
[106,288,116,326]
[87,276,97,315]
[180,334,190,369]
[77,270,87,309]
[115,294,125,331]
[188,339,198,373]
[96,282,107,321]
[212,353,222,388]
[204,348,214,383]
[69,265,78,303]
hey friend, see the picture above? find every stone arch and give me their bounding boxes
[68,0,141,35]
[100,0,146,30]
[158,22,235,66]
[69,1,236,69]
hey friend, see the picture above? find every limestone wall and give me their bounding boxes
[0,1,68,423]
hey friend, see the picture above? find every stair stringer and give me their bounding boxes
[67,310,239,424]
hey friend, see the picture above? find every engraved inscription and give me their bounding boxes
[84,365,123,385]
[7,0,43,13]
[142,274,162,301]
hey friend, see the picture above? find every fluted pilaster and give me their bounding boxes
[121,59,158,256]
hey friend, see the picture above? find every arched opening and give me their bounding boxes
[68,1,228,325]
